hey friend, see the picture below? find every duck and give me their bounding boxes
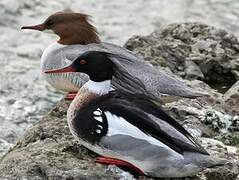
[44,51,225,178]
[21,11,207,101]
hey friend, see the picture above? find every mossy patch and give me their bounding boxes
[216,132,239,146]
[203,110,238,133]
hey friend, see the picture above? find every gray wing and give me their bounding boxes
[96,110,184,165]
[100,134,178,163]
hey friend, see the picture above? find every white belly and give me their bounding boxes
[41,42,89,92]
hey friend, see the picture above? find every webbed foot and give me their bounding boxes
[95,156,144,176]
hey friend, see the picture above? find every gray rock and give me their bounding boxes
[185,60,204,80]
[125,23,239,93]
[223,80,239,115]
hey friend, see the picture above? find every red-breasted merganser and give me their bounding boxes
[21,12,207,101]
[45,51,225,178]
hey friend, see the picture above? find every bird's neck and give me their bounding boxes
[57,21,100,45]
[67,80,111,119]
[80,80,111,96]
[58,34,100,45]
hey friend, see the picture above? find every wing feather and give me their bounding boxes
[93,92,208,155]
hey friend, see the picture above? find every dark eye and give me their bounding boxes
[45,19,54,27]
[80,59,86,65]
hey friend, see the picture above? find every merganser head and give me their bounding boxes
[21,12,100,45]
[45,51,113,82]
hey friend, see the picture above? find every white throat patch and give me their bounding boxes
[82,80,111,95]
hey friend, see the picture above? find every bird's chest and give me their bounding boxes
[67,90,108,144]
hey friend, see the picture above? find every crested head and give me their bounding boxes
[71,51,114,82]
[21,11,100,45]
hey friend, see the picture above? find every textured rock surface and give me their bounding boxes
[125,23,239,94]
[1,23,239,179]
[224,80,239,115]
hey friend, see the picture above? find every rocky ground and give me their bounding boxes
[0,22,238,180]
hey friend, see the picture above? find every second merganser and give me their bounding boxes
[21,12,207,101]
[45,51,225,178]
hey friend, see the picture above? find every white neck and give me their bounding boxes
[81,80,111,96]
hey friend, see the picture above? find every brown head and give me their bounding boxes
[21,12,100,45]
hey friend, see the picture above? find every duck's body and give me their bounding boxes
[22,11,207,100]
[41,41,205,99]
[45,51,225,178]
[66,80,223,178]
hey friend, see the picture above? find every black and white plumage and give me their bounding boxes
[74,91,206,154]
[71,91,224,177]
[45,51,225,178]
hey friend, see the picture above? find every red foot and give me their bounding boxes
[95,156,144,175]
[65,92,77,100]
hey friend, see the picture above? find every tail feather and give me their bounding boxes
[205,157,228,168]
[178,88,210,98]
[188,91,210,98]
[185,153,228,169]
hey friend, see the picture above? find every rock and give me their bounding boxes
[185,60,204,80]
[216,132,239,146]
[0,139,13,157]
[198,138,239,180]
[125,23,239,93]
[223,80,239,115]
[203,110,238,133]
[1,22,239,179]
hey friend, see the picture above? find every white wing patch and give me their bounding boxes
[97,125,103,129]
[93,108,102,116]
[96,129,102,134]
[92,108,105,135]
[94,116,103,122]
[104,111,182,157]
[93,108,104,122]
